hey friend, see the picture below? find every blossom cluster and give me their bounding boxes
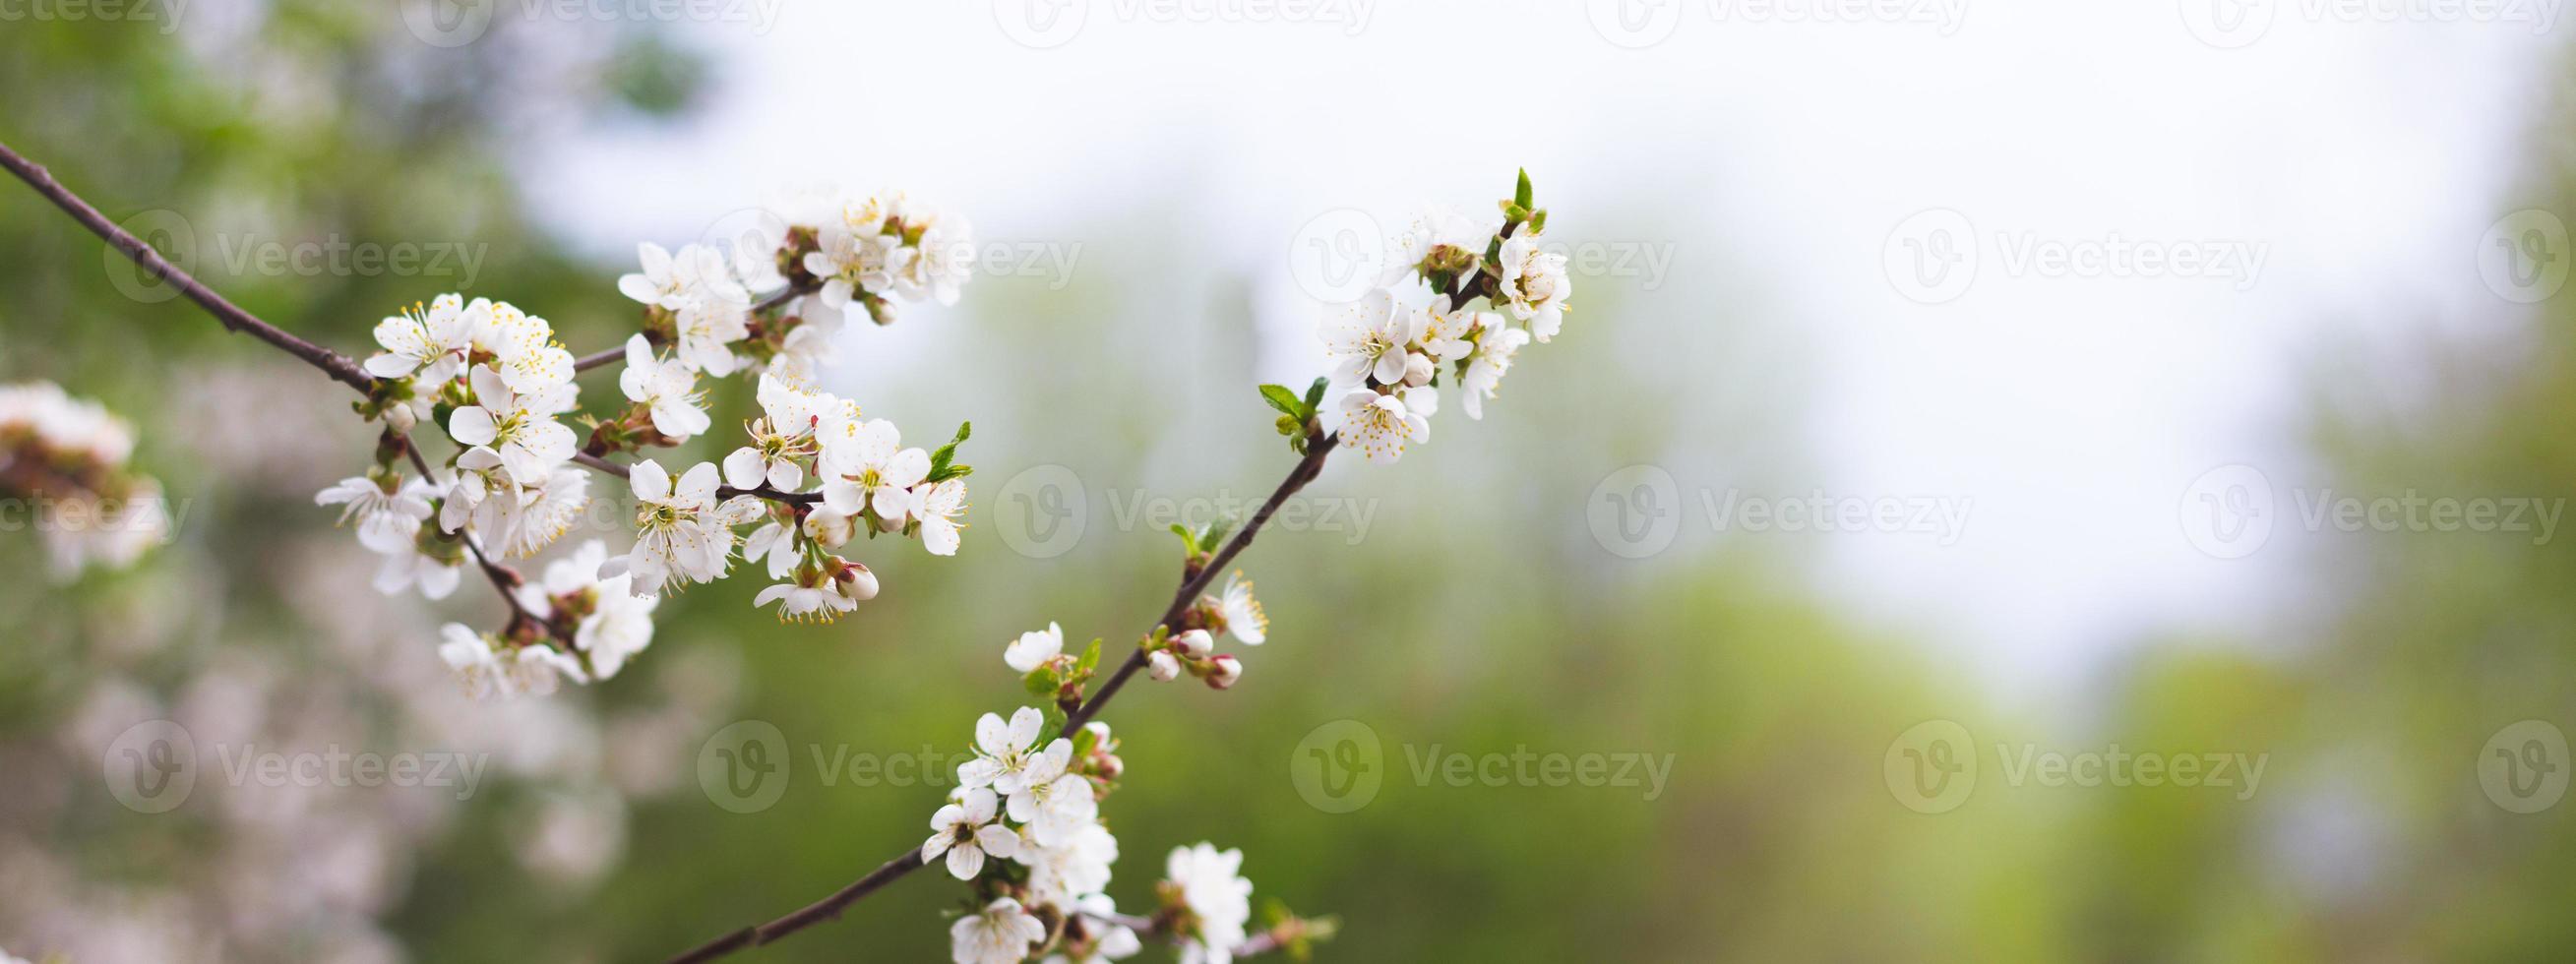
[0,381,170,578]
[314,183,979,701]
[1304,172,1571,464]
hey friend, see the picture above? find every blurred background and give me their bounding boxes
[4,0,2576,960]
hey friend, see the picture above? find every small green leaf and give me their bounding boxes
[1529,209,1548,234]
[1077,637,1102,676]
[1514,168,1534,210]
[1170,523,1198,554]
[1024,669,1057,697]
[1303,376,1328,411]
[1201,518,1234,553]
[928,420,972,475]
[1257,383,1305,419]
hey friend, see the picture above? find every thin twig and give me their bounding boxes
[661,433,1339,964]
[0,139,375,392]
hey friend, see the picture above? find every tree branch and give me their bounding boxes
[0,139,375,392]
[660,432,1339,964]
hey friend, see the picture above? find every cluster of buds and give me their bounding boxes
[1141,625,1243,690]
[0,381,169,579]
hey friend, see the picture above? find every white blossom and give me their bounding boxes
[1319,287,1424,387]
[956,707,1067,795]
[951,897,1045,964]
[1459,326,1532,421]
[516,540,658,680]
[606,460,734,595]
[449,366,577,483]
[374,543,463,600]
[619,334,711,441]
[1005,622,1065,674]
[314,474,434,555]
[923,788,1020,881]
[820,418,929,524]
[364,293,480,383]
[1334,388,1430,465]
[898,218,976,307]
[1019,819,1117,908]
[1496,232,1571,341]
[499,467,592,559]
[1166,843,1254,964]
[478,300,577,393]
[913,477,967,556]
[619,242,749,313]
[1379,206,1494,287]
[1216,572,1266,645]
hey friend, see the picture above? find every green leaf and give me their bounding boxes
[1201,518,1234,553]
[1303,376,1328,411]
[1514,168,1534,210]
[1023,669,1057,697]
[1257,383,1305,419]
[925,462,972,483]
[1076,637,1101,676]
[1170,523,1199,555]
[1529,209,1548,234]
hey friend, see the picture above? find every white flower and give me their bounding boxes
[724,374,841,492]
[619,242,749,313]
[805,227,906,315]
[607,460,733,595]
[754,577,854,624]
[951,897,1045,964]
[767,302,843,381]
[821,418,929,523]
[923,788,1019,881]
[1013,772,1099,849]
[1166,843,1254,963]
[1147,650,1181,682]
[1379,206,1495,287]
[1497,233,1571,341]
[672,295,752,377]
[439,624,510,700]
[619,334,710,440]
[1319,287,1425,387]
[1420,294,1494,364]
[1334,389,1430,465]
[1215,572,1266,645]
[1045,894,1143,964]
[1020,819,1117,908]
[956,707,1068,795]
[364,293,480,383]
[897,219,976,306]
[518,540,658,680]
[375,544,463,600]
[499,467,592,559]
[449,366,578,483]
[742,520,800,579]
[913,477,966,556]
[1005,622,1065,674]
[1459,326,1532,420]
[315,474,434,554]
[479,300,576,393]
[505,644,587,696]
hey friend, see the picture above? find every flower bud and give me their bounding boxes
[1083,721,1113,743]
[1172,628,1214,658]
[1092,753,1124,781]
[385,401,419,433]
[1274,413,1300,436]
[1402,351,1434,387]
[834,561,880,602]
[1205,653,1243,690]
[803,508,856,548]
[1146,650,1181,682]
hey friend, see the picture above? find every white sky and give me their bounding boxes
[524,0,2565,706]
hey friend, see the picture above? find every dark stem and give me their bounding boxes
[659,433,1339,964]
[0,139,375,392]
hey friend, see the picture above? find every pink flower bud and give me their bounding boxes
[1147,650,1181,682]
[1206,653,1243,690]
[1172,629,1214,658]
